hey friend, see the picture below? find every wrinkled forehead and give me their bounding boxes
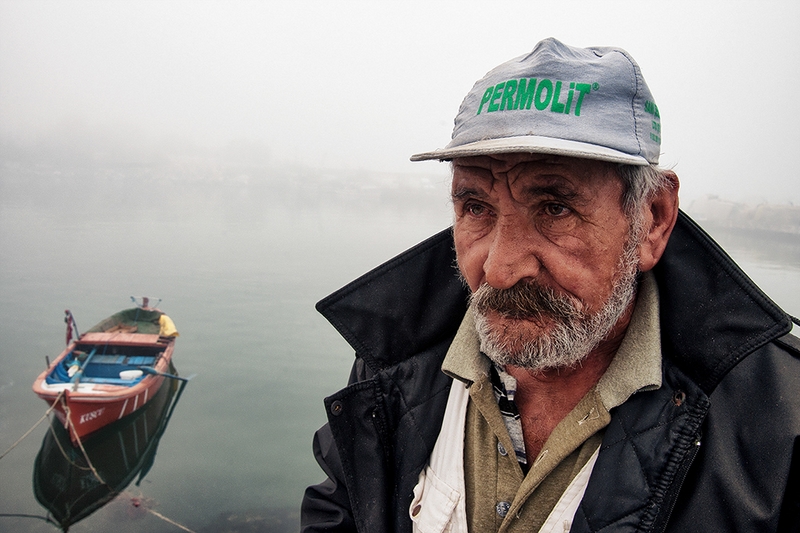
[450,153,620,192]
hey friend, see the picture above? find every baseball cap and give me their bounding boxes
[410,38,661,166]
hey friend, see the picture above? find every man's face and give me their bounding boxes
[451,153,640,370]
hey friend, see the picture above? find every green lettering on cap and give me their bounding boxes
[534,79,553,111]
[514,78,536,110]
[550,81,565,113]
[573,83,591,116]
[477,87,493,115]
[488,82,505,113]
[645,100,660,119]
[479,77,593,116]
[565,82,575,114]
[500,79,517,111]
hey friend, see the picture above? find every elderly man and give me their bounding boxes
[301,38,800,532]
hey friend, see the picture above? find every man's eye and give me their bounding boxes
[543,203,570,217]
[465,203,488,217]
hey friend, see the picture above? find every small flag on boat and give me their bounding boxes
[64,310,78,346]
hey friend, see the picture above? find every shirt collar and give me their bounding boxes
[442,305,487,386]
[595,271,662,409]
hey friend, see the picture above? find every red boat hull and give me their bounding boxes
[46,374,167,442]
[33,331,176,444]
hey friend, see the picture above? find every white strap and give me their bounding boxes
[410,380,470,533]
[539,446,600,533]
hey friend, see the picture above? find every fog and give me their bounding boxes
[1,4,799,529]
[1,0,799,205]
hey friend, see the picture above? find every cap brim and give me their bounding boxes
[410,135,650,165]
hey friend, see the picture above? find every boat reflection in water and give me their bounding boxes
[32,365,187,532]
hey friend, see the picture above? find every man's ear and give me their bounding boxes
[638,171,680,272]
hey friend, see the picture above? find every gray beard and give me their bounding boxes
[470,229,642,372]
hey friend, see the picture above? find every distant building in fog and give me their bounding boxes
[688,196,800,236]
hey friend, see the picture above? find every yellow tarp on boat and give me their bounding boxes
[159,314,179,337]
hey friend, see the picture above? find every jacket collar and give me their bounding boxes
[316,228,468,374]
[317,212,792,393]
[654,211,791,392]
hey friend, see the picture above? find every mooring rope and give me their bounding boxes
[46,416,92,471]
[145,507,198,533]
[0,513,58,527]
[0,389,65,461]
[60,396,105,485]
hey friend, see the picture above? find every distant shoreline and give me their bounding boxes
[686,196,800,237]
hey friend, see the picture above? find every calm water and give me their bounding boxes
[1,167,798,532]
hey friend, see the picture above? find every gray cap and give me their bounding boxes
[411,38,661,166]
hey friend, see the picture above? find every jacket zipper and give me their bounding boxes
[650,431,702,533]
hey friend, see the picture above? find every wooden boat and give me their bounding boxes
[33,371,186,531]
[32,302,180,443]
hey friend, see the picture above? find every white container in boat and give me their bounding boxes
[120,370,143,380]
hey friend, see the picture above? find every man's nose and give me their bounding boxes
[482,217,541,290]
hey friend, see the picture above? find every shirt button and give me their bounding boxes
[496,501,511,518]
[497,441,508,456]
[411,504,422,517]
[330,400,343,416]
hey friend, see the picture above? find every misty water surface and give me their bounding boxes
[0,164,450,532]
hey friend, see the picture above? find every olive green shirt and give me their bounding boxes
[441,272,663,532]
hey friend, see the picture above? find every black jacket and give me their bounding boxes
[301,212,800,532]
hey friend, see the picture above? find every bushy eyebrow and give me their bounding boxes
[452,183,582,203]
[521,184,582,203]
[450,185,487,202]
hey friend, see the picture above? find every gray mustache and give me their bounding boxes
[470,281,584,321]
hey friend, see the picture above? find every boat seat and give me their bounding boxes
[78,375,145,385]
[45,354,158,384]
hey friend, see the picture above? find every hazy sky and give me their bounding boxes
[1,0,799,204]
